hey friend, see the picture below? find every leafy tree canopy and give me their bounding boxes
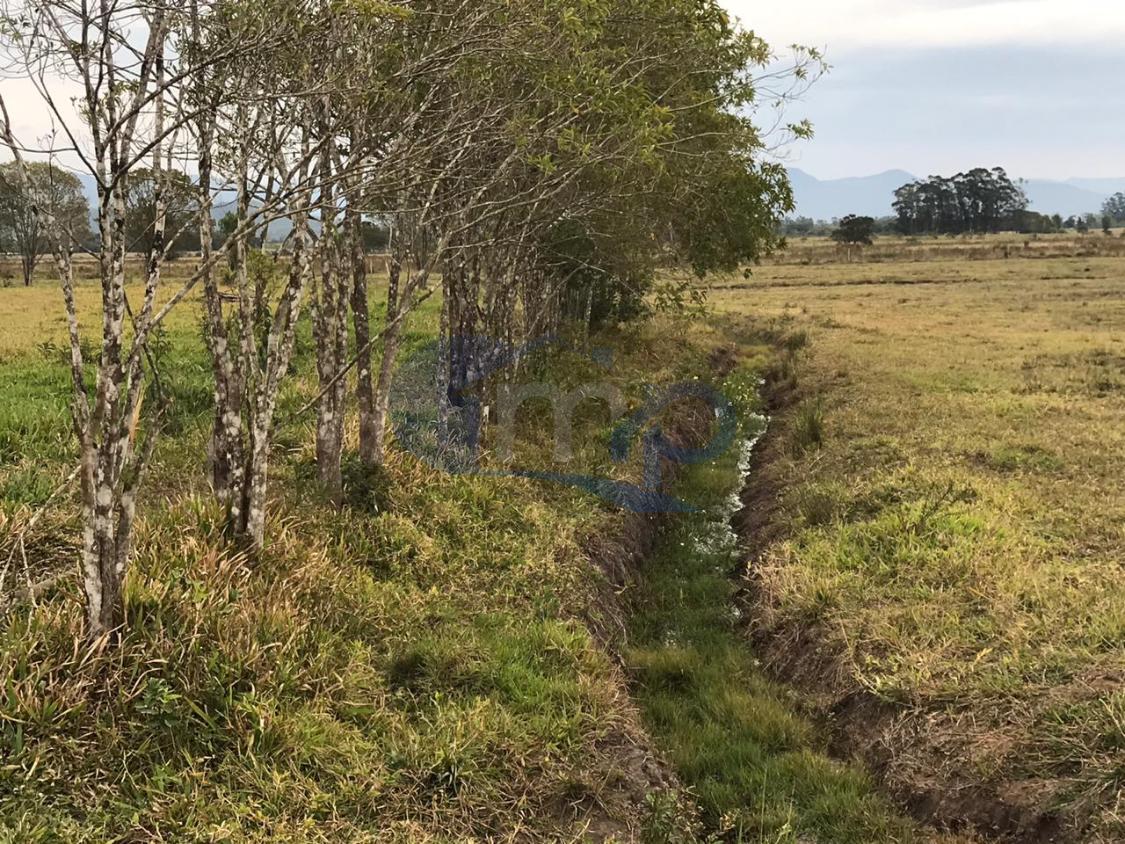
[0,161,90,284]
[831,214,875,246]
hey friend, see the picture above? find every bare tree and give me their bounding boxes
[0,0,313,631]
[189,6,327,548]
[188,0,408,544]
[0,0,185,637]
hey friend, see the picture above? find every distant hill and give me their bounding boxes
[788,168,1123,222]
[786,168,915,220]
[78,174,293,240]
[1021,180,1112,219]
[1063,178,1125,196]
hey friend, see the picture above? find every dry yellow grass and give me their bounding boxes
[0,257,203,359]
[713,236,1125,840]
[780,230,1125,265]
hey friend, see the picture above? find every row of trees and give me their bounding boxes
[785,209,1115,240]
[0,0,818,638]
[892,167,1028,235]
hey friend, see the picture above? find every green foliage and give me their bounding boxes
[541,219,650,329]
[123,167,201,255]
[669,157,794,278]
[894,167,1027,235]
[831,215,875,246]
[521,0,823,320]
[0,162,90,284]
[1102,191,1125,223]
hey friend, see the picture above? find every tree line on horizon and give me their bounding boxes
[892,168,1030,235]
[782,169,1125,239]
[0,163,396,286]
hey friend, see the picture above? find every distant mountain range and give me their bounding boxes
[73,168,1125,231]
[77,174,295,239]
[787,168,1125,221]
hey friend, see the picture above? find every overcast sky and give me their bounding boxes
[4,1,1122,182]
[725,0,1125,180]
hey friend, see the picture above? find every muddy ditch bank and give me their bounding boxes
[731,374,1067,843]
[574,358,738,841]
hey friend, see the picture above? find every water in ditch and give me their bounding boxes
[626,406,920,842]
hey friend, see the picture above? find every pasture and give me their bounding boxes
[0,234,1121,841]
[714,235,1125,840]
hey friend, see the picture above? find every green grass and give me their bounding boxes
[0,421,637,841]
[0,274,797,841]
[0,258,995,841]
[789,399,824,456]
[625,367,925,843]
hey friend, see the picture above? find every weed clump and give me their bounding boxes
[791,483,842,526]
[341,456,393,514]
[781,330,809,353]
[790,399,825,455]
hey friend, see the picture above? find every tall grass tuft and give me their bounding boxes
[790,399,825,455]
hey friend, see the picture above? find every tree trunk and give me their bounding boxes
[197,125,243,504]
[224,198,312,553]
[369,257,402,464]
[436,266,452,444]
[236,419,271,550]
[349,208,378,465]
[78,458,121,637]
[314,246,348,504]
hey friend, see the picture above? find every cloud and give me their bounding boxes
[727,0,1125,54]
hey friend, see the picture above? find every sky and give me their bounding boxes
[4,1,1123,183]
[724,0,1125,180]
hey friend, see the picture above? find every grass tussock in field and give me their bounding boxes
[712,239,1125,840]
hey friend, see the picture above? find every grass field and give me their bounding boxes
[0,235,1121,841]
[0,258,930,842]
[711,237,1125,840]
